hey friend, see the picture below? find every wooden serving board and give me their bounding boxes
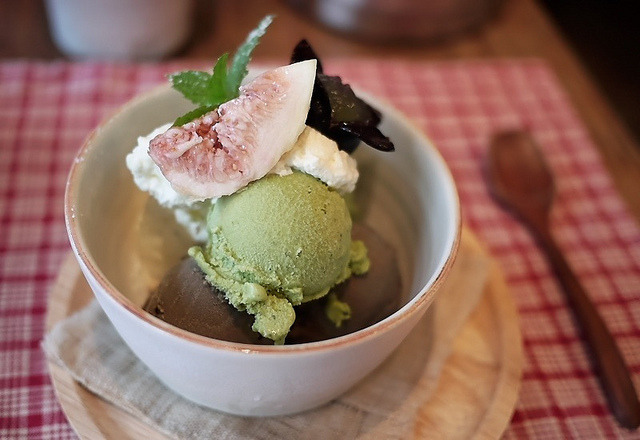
[46,229,522,439]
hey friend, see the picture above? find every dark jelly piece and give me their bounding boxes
[290,39,395,153]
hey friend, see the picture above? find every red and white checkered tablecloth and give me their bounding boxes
[1,59,639,439]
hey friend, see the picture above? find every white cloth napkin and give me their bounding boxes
[43,231,489,439]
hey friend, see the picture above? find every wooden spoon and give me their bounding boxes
[486,130,640,430]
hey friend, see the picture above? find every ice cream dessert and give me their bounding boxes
[126,16,401,344]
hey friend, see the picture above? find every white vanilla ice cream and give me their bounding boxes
[271,126,358,194]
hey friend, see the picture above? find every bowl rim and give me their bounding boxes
[64,84,462,355]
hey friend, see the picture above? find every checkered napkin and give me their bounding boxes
[1,59,640,439]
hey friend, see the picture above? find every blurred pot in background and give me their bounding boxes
[285,0,503,43]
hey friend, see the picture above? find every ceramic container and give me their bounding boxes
[45,0,194,60]
[64,84,460,416]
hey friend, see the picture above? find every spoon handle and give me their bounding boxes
[535,228,640,429]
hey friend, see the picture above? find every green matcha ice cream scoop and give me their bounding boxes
[190,171,369,344]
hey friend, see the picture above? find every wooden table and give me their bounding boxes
[2,0,639,222]
[3,2,640,438]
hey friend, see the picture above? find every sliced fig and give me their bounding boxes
[149,60,317,199]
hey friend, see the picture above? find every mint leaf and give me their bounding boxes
[173,105,217,127]
[170,14,274,126]
[205,53,232,104]
[169,71,214,105]
[169,54,231,107]
[227,14,274,95]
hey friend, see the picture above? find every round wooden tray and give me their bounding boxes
[46,230,522,439]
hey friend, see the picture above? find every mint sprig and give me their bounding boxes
[170,14,274,126]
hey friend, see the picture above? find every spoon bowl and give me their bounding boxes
[487,130,554,229]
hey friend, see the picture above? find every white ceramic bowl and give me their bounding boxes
[64,85,461,416]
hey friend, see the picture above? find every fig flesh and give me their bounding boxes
[149,60,317,199]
